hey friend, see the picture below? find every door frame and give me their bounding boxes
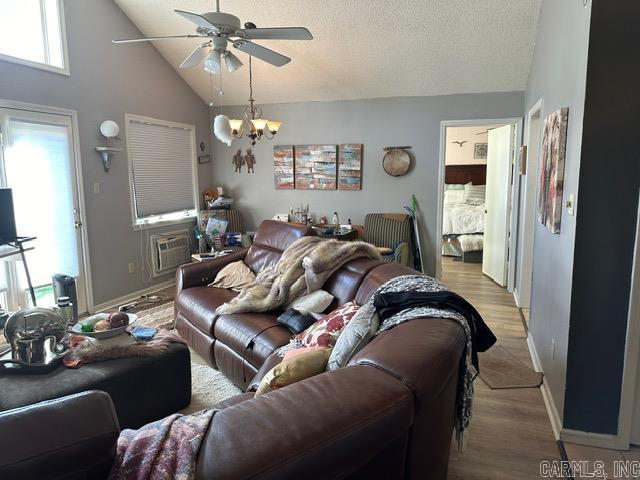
[0,98,94,312]
[513,99,544,308]
[436,117,523,282]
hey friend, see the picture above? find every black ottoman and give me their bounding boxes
[0,343,191,429]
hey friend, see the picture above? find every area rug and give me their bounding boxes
[479,345,543,389]
[135,302,175,330]
[136,302,244,413]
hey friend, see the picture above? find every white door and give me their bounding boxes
[482,124,514,286]
[0,108,89,313]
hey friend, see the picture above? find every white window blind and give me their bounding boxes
[126,115,197,226]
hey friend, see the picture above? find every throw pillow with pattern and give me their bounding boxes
[296,301,360,348]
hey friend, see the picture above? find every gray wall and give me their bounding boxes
[564,0,640,434]
[0,0,211,306]
[523,0,591,421]
[209,92,523,275]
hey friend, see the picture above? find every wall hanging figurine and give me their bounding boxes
[232,149,244,173]
[244,148,256,173]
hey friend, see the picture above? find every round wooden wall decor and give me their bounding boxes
[382,146,412,176]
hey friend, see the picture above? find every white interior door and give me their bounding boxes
[482,124,514,286]
[0,108,88,313]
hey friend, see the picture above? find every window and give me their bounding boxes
[126,114,198,230]
[0,0,68,74]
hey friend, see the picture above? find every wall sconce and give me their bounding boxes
[95,120,122,172]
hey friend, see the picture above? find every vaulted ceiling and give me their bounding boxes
[112,0,541,105]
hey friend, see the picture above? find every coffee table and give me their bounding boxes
[0,335,191,429]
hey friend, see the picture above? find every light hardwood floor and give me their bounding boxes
[441,257,561,479]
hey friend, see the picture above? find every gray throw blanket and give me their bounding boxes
[216,236,380,315]
[109,409,216,480]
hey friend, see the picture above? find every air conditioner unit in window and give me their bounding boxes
[150,230,191,278]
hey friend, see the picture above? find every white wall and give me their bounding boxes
[444,126,496,165]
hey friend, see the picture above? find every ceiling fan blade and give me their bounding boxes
[232,40,290,67]
[175,9,220,32]
[179,43,210,69]
[113,34,202,44]
[240,27,312,40]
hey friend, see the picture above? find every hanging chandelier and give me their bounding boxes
[228,56,281,145]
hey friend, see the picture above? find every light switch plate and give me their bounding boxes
[566,193,575,216]
[93,182,101,194]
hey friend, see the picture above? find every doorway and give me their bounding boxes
[513,100,543,310]
[0,102,91,313]
[436,118,522,289]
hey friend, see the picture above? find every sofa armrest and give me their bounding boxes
[393,241,410,266]
[0,390,120,480]
[196,365,414,479]
[176,248,248,293]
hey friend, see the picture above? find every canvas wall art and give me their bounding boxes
[294,144,337,190]
[338,144,363,190]
[537,107,569,234]
[473,143,488,159]
[273,145,295,189]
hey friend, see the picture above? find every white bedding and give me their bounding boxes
[442,202,485,235]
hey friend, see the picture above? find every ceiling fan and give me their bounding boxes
[112,0,312,73]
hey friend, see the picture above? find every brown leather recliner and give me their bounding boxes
[0,220,466,479]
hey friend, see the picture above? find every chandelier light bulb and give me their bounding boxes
[203,51,221,74]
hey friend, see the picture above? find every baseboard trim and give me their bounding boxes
[560,429,627,450]
[91,279,175,313]
[527,334,562,440]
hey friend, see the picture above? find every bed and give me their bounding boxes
[442,165,487,262]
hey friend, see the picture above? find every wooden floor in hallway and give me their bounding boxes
[441,256,561,479]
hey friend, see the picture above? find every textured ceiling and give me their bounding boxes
[112,0,541,106]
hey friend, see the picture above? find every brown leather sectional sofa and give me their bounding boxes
[0,220,466,479]
[176,220,466,478]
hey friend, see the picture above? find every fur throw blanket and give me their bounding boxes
[63,330,186,368]
[216,236,380,315]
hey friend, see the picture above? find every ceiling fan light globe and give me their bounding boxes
[203,52,221,73]
[223,52,243,72]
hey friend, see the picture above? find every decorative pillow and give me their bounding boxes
[444,189,465,205]
[327,309,380,371]
[208,260,256,291]
[287,290,334,314]
[296,301,360,348]
[463,184,486,205]
[283,346,325,361]
[444,183,467,191]
[255,348,330,396]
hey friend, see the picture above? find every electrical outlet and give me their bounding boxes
[93,182,101,194]
[551,339,556,360]
[128,262,135,274]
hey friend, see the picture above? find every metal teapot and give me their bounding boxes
[4,308,68,365]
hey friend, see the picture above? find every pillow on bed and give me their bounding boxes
[444,183,467,191]
[444,189,465,205]
[463,184,486,205]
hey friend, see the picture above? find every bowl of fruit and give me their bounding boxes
[71,312,138,339]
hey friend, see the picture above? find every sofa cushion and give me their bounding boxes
[175,287,237,335]
[322,258,383,308]
[214,312,293,367]
[244,220,315,273]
